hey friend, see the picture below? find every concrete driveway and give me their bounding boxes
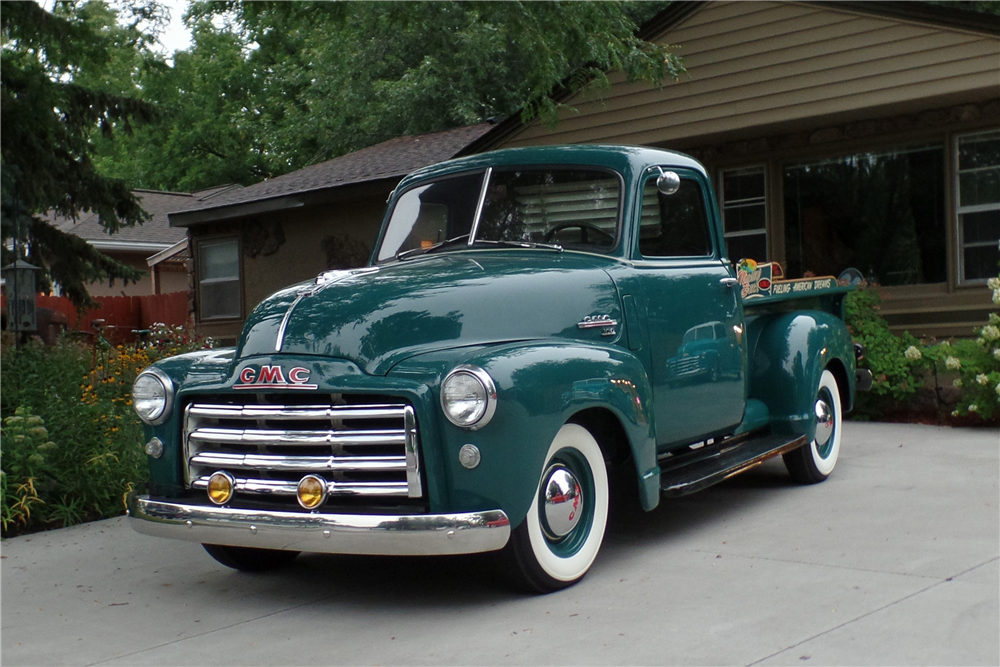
[2,422,997,666]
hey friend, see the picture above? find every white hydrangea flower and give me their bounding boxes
[995,348,1000,360]
[954,378,963,387]
[904,345,922,361]
[995,383,1000,397]
[945,356,961,370]
[977,373,989,385]
[990,312,1000,326]
[989,277,1000,290]
[993,289,1000,306]
[969,404,979,413]
[983,325,1000,341]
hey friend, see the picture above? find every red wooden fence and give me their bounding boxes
[2,291,189,345]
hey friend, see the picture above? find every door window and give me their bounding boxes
[639,176,713,258]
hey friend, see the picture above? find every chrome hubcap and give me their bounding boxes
[541,465,583,539]
[814,399,834,447]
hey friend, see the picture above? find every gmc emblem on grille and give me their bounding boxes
[234,365,318,390]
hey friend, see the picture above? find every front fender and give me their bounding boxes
[748,311,855,440]
[390,341,658,528]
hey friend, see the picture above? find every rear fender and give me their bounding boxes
[748,311,855,440]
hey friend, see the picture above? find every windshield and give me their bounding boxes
[377,167,621,261]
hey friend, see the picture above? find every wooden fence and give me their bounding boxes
[2,291,189,345]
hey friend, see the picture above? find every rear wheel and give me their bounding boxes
[498,423,609,593]
[783,369,842,484]
[202,544,300,571]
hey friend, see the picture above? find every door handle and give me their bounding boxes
[720,277,738,288]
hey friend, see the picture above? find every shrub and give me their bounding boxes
[1,323,214,536]
[846,272,1000,423]
[845,284,927,417]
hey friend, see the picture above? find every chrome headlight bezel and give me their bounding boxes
[440,365,497,430]
[132,367,174,426]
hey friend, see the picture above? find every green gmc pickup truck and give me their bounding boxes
[128,145,871,592]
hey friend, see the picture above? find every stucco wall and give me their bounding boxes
[86,253,154,297]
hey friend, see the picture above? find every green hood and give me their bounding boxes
[235,252,623,375]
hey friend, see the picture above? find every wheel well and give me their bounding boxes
[568,407,641,515]
[567,407,630,465]
[825,358,852,412]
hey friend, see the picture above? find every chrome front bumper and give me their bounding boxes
[127,494,511,556]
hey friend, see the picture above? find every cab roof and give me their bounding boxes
[397,144,706,189]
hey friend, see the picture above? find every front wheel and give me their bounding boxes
[202,544,300,572]
[783,369,842,484]
[497,423,609,593]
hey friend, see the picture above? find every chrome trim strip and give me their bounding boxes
[467,167,493,245]
[127,495,511,556]
[403,405,422,498]
[191,476,410,497]
[275,291,307,352]
[188,427,406,448]
[577,317,620,330]
[187,404,407,421]
[189,452,407,472]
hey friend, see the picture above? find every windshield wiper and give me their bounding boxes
[474,239,564,252]
[396,234,470,261]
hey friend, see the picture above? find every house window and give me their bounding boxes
[783,145,946,286]
[720,167,767,262]
[198,238,241,320]
[956,131,1000,283]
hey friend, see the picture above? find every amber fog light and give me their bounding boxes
[297,475,327,510]
[207,471,235,505]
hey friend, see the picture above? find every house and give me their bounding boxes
[170,1,998,340]
[53,185,238,296]
[471,1,1000,337]
[166,123,494,343]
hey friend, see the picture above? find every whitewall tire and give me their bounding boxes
[499,423,609,593]
[783,369,842,484]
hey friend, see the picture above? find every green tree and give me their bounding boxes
[101,1,682,191]
[1,1,157,308]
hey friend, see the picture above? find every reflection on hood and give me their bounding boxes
[236,253,622,375]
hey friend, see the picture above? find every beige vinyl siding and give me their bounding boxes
[503,1,1000,148]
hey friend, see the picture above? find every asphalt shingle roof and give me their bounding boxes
[51,187,240,246]
[180,123,495,214]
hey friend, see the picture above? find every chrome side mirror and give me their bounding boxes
[656,168,681,196]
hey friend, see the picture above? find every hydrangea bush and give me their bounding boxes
[847,268,1000,423]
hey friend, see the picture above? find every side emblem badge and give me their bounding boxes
[577,314,618,337]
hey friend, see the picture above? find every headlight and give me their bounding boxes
[132,368,174,425]
[440,365,497,430]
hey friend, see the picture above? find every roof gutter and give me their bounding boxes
[89,240,173,253]
[168,195,307,228]
[147,238,189,267]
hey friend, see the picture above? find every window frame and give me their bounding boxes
[719,165,768,262]
[196,235,243,322]
[635,168,718,261]
[954,129,1000,286]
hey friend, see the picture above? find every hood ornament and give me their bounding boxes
[275,267,380,352]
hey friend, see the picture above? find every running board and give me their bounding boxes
[659,433,808,497]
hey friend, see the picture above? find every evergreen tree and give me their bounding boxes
[1,1,158,308]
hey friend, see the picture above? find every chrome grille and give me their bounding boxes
[671,356,701,376]
[183,400,422,504]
